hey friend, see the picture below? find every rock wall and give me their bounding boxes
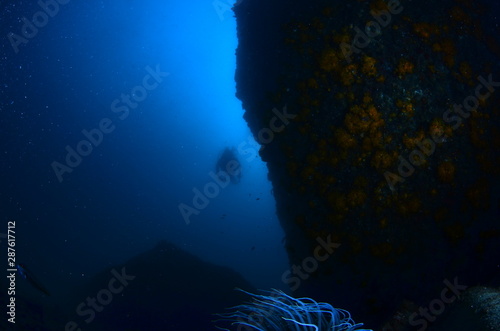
[234,0,500,328]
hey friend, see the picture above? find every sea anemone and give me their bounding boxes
[215,289,372,331]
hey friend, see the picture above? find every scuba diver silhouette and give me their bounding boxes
[16,263,51,296]
[215,147,242,184]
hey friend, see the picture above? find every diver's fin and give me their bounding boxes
[16,264,51,296]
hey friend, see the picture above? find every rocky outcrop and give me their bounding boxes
[64,240,255,331]
[233,0,500,328]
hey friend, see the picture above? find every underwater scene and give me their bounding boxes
[1,0,499,330]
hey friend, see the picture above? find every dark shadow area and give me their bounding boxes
[1,241,256,331]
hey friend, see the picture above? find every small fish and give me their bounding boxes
[17,263,51,296]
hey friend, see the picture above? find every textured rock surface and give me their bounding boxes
[429,286,500,331]
[234,0,500,328]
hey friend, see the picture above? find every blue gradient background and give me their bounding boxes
[0,0,289,304]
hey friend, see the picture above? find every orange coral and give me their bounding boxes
[437,161,455,183]
[369,130,384,149]
[370,0,389,11]
[363,92,373,105]
[433,39,456,67]
[335,128,358,149]
[449,6,472,26]
[319,49,342,72]
[412,22,440,39]
[371,150,396,170]
[344,104,384,135]
[409,151,428,167]
[348,189,367,207]
[332,28,352,44]
[362,55,377,77]
[339,63,359,86]
[466,179,490,210]
[396,59,414,77]
[397,194,421,216]
[402,130,425,149]
[379,218,388,229]
[396,99,414,117]
[429,118,449,142]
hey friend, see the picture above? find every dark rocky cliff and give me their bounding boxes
[234,0,500,329]
[64,240,255,331]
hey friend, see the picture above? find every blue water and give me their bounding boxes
[0,0,289,304]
